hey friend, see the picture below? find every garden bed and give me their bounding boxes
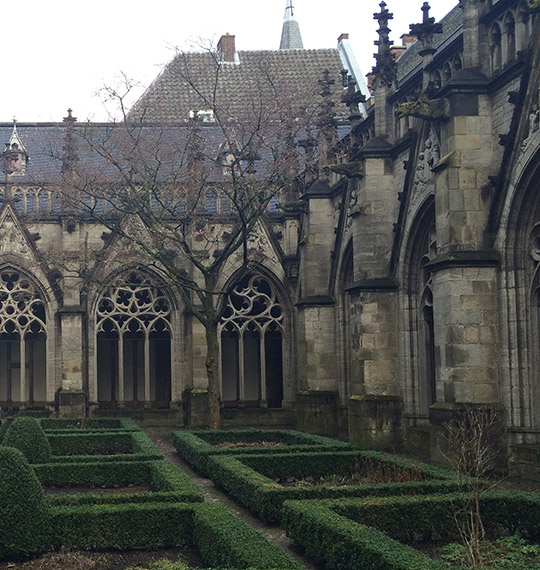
[39,418,140,433]
[282,492,540,570]
[46,431,162,462]
[172,428,352,475]
[45,502,301,569]
[35,460,203,506]
[201,450,461,523]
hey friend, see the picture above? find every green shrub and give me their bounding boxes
[172,429,352,476]
[46,430,162,461]
[0,447,50,560]
[203,450,461,523]
[2,416,51,463]
[40,417,140,432]
[49,501,301,569]
[35,459,204,506]
[0,418,12,443]
[282,493,540,570]
[192,502,302,569]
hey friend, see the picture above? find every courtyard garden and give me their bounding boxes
[1,419,540,569]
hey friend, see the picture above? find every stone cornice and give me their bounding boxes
[424,250,500,272]
[346,278,398,293]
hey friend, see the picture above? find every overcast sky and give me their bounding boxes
[2,0,458,123]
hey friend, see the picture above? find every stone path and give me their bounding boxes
[144,428,323,570]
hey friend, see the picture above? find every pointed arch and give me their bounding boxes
[92,268,176,409]
[497,144,540,431]
[0,267,49,408]
[398,198,437,423]
[337,240,357,401]
[218,269,293,408]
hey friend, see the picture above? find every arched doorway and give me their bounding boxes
[96,271,172,408]
[219,273,284,408]
[0,270,47,407]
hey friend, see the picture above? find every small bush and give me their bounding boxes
[2,416,52,463]
[0,446,50,560]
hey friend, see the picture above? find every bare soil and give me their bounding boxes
[215,440,285,449]
[0,545,203,570]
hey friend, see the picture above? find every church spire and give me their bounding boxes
[280,0,304,50]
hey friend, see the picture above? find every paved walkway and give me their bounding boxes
[144,428,322,570]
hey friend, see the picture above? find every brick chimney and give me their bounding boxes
[218,34,236,62]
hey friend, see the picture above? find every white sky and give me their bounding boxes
[2,0,458,123]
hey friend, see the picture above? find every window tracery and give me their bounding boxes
[220,274,284,407]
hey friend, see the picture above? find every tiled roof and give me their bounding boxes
[129,48,350,123]
[396,6,464,83]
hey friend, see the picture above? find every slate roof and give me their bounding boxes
[396,6,464,83]
[129,48,350,123]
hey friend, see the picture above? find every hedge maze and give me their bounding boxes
[0,419,302,569]
[172,428,540,570]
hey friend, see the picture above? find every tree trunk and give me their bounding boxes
[205,322,221,429]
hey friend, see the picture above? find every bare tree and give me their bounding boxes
[46,46,330,428]
[441,405,505,567]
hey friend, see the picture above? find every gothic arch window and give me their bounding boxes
[404,202,437,421]
[504,12,516,63]
[339,243,356,399]
[490,23,503,72]
[96,271,172,408]
[219,273,284,408]
[0,270,47,406]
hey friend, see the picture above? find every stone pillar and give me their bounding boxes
[429,88,499,406]
[426,78,502,461]
[57,217,86,417]
[295,178,339,433]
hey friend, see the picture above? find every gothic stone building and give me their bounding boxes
[1,0,540,465]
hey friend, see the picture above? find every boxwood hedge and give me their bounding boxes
[0,447,51,560]
[46,430,162,462]
[35,459,203,506]
[39,417,139,432]
[282,492,540,570]
[172,428,352,475]
[49,501,301,569]
[202,450,461,523]
[2,416,52,463]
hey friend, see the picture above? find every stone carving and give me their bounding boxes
[396,97,450,120]
[0,271,46,337]
[412,129,440,204]
[0,213,30,255]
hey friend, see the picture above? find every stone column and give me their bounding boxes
[427,83,501,463]
[295,179,339,434]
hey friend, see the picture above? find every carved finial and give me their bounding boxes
[63,108,77,123]
[372,1,397,89]
[62,109,78,177]
[410,2,443,51]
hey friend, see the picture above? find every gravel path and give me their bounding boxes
[143,427,323,570]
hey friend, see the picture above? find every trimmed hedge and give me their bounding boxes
[39,417,140,432]
[282,492,540,570]
[49,501,301,569]
[35,459,203,506]
[203,450,461,523]
[0,447,50,560]
[172,428,352,475]
[193,502,302,569]
[51,502,194,551]
[46,431,162,462]
[2,416,52,463]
